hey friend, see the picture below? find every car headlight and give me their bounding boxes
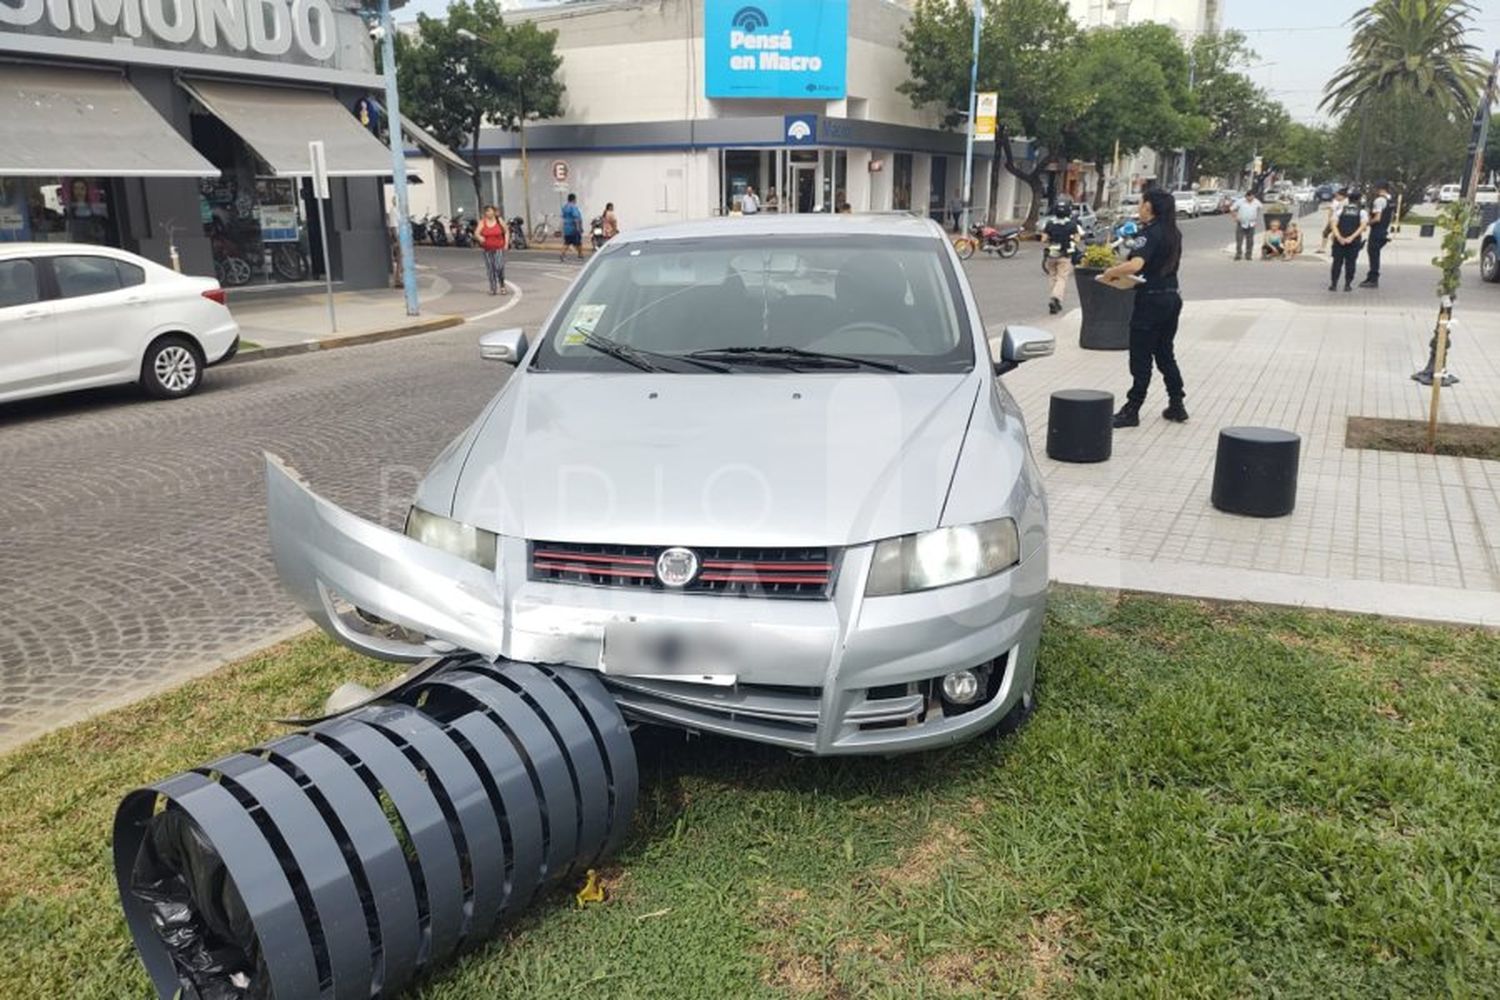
[865,518,1019,596]
[404,506,498,570]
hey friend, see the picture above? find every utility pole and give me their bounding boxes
[379,0,420,317]
[960,0,983,234]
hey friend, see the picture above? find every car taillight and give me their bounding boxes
[202,287,226,305]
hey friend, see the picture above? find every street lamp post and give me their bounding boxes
[378,0,419,317]
[959,0,982,233]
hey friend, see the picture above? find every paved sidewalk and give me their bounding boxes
[1005,294,1500,627]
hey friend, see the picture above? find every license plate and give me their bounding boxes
[600,621,739,686]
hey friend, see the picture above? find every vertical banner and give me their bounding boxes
[704,0,848,99]
[975,92,998,140]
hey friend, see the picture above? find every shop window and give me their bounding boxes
[0,259,40,308]
[0,175,119,246]
[892,153,913,211]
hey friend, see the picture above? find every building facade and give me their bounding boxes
[403,0,1031,230]
[1,0,400,290]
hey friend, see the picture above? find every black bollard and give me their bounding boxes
[1211,427,1301,517]
[114,657,638,999]
[1047,390,1115,463]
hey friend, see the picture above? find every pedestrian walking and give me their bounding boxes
[1099,187,1188,428]
[601,201,619,240]
[560,193,584,261]
[1328,190,1368,292]
[1231,190,1262,261]
[477,204,507,295]
[740,185,760,215]
[1040,195,1084,315]
[1318,187,1348,254]
[1360,180,1391,288]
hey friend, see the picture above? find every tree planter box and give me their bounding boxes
[1074,268,1133,350]
[1263,211,1293,232]
[1419,223,1436,238]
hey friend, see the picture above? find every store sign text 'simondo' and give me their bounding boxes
[0,0,341,62]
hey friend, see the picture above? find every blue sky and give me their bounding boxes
[397,0,1500,124]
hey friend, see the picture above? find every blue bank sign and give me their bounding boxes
[704,1,847,100]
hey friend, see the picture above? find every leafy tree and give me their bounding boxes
[901,0,1086,228]
[1321,0,1486,119]
[1265,121,1335,183]
[389,0,564,213]
[1327,90,1468,208]
[1187,30,1286,190]
[1070,23,1206,206]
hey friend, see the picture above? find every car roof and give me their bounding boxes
[605,212,947,246]
[0,242,141,260]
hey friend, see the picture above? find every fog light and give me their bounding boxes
[941,669,982,705]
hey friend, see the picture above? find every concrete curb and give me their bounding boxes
[226,314,465,365]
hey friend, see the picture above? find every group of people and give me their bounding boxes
[472,195,620,296]
[1227,182,1392,289]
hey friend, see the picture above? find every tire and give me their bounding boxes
[141,335,204,400]
[997,237,1020,259]
[1482,241,1499,283]
[953,236,977,260]
[530,225,550,244]
[218,255,251,286]
[272,245,307,282]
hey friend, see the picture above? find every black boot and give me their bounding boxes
[1359,278,1378,288]
[1328,281,1337,291]
[1162,397,1189,422]
[1112,401,1141,428]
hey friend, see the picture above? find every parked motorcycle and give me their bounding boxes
[507,216,528,251]
[589,215,606,250]
[429,214,449,247]
[450,209,475,249]
[953,222,1022,260]
[409,215,432,245]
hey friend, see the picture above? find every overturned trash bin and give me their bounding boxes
[113,656,637,999]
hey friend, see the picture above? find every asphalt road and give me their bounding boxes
[0,220,1482,747]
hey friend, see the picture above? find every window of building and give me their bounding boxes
[892,153,914,211]
[0,175,120,246]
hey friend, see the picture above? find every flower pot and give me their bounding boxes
[1263,211,1293,232]
[1074,267,1133,350]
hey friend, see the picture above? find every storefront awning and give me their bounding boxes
[0,65,218,177]
[400,114,475,177]
[180,78,394,177]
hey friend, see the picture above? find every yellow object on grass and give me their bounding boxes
[576,869,606,906]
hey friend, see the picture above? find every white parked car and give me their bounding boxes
[1172,190,1200,218]
[1476,185,1499,205]
[1195,190,1220,215]
[1439,184,1462,204]
[0,244,239,405]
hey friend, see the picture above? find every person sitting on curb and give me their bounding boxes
[1283,222,1303,260]
[1261,220,1286,259]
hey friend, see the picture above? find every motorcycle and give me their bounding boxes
[589,215,606,250]
[953,222,1022,260]
[409,215,432,245]
[428,214,449,247]
[507,216,528,251]
[450,209,474,248]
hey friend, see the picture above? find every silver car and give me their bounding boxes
[267,215,1054,754]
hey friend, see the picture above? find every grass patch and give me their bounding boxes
[2,591,1499,997]
[1347,415,1500,461]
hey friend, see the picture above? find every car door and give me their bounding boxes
[45,253,146,391]
[0,257,57,403]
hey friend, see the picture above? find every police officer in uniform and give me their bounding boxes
[1329,190,1368,292]
[1040,195,1085,314]
[1099,187,1187,427]
[1359,180,1391,288]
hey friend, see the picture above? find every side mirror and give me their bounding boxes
[479,327,528,364]
[993,324,1055,375]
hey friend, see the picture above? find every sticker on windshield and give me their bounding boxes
[564,304,607,344]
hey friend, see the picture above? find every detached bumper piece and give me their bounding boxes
[113,656,638,999]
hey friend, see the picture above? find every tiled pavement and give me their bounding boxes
[1005,291,1500,625]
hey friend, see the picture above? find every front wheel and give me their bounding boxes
[141,336,203,400]
[1481,242,1499,283]
[997,237,1020,259]
[953,236,977,260]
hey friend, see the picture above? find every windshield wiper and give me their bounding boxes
[571,327,730,373]
[686,345,913,374]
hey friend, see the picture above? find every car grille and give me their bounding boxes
[528,541,837,599]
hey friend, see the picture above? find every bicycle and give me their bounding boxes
[529,214,560,244]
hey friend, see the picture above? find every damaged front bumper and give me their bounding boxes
[266,455,1048,754]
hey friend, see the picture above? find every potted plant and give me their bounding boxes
[1073,243,1133,350]
[1262,200,1294,233]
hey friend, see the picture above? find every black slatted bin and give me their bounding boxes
[1211,427,1301,517]
[114,657,637,999]
[1047,389,1114,463]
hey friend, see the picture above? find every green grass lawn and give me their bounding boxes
[2,590,1498,998]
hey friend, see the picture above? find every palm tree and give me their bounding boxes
[1320,0,1486,117]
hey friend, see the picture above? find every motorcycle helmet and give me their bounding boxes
[1051,195,1074,217]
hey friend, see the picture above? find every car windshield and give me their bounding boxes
[531,235,974,374]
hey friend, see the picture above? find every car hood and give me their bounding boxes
[445,372,981,547]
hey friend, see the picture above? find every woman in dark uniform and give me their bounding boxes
[1100,187,1187,427]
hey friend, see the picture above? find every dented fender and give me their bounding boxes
[264,454,506,662]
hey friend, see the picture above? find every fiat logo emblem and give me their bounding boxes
[655,547,699,587]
